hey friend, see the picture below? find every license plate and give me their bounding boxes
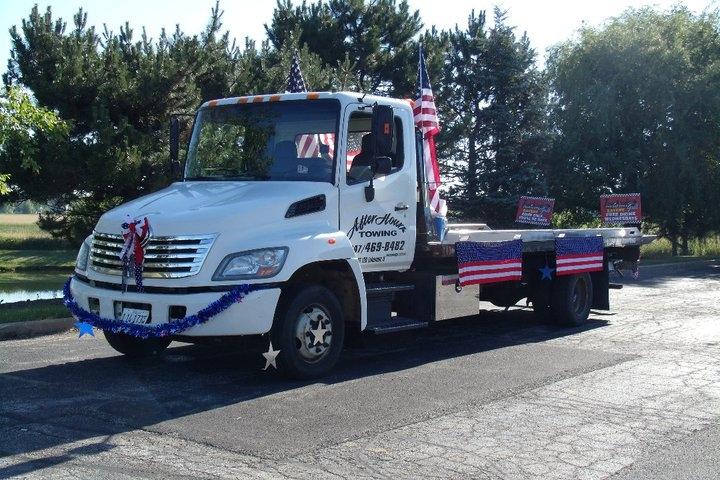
[120,308,150,325]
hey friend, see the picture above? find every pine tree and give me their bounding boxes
[438,9,549,227]
[264,0,422,95]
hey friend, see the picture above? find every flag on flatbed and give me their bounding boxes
[555,236,604,276]
[414,46,443,214]
[455,240,523,286]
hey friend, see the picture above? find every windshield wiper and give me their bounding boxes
[184,176,221,181]
[184,174,271,181]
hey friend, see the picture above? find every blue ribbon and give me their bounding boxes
[62,277,256,339]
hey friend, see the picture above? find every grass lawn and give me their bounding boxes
[0,301,70,324]
[0,249,75,271]
[0,214,76,271]
[641,235,720,259]
[0,214,70,249]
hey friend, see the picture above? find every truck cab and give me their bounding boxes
[69,91,652,378]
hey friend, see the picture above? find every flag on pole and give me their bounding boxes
[455,240,523,286]
[285,52,334,158]
[555,236,604,276]
[414,46,444,215]
[286,53,308,93]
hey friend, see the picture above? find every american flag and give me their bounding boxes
[414,46,442,213]
[286,53,308,93]
[285,53,334,158]
[555,236,604,276]
[455,240,523,287]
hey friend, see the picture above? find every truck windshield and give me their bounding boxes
[185,99,339,182]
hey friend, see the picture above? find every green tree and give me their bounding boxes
[0,86,69,196]
[265,0,422,95]
[3,4,243,243]
[438,9,549,226]
[546,6,720,254]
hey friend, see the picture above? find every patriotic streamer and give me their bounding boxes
[63,278,256,339]
[120,215,150,292]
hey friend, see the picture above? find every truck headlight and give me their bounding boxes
[212,247,288,281]
[75,236,92,271]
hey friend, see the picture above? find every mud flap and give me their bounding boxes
[591,267,610,310]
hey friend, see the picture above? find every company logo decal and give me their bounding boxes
[347,213,407,239]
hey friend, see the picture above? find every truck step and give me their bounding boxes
[365,283,415,295]
[367,316,428,334]
[609,283,624,289]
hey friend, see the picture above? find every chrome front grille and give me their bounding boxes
[90,232,216,278]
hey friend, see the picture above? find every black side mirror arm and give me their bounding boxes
[365,175,375,202]
[169,116,181,180]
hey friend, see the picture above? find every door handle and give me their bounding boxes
[394,203,409,211]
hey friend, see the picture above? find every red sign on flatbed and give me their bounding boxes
[600,193,642,224]
[515,196,554,227]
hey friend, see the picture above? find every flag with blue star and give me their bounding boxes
[75,321,95,338]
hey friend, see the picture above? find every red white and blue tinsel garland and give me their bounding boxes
[63,277,256,339]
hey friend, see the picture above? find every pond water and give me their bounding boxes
[0,272,70,304]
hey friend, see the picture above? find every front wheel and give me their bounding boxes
[104,331,171,358]
[551,272,593,326]
[270,285,345,379]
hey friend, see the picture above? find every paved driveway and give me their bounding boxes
[1,261,719,479]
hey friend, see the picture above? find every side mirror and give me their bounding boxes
[374,156,392,176]
[371,105,393,156]
[169,117,181,179]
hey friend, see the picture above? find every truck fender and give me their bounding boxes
[281,232,367,330]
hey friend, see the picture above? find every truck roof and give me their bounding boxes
[200,91,415,111]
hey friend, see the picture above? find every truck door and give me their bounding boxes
[339,103,417,272]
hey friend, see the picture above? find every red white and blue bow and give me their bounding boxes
[119,215,150,292]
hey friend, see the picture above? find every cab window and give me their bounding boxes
[346,111,404,184]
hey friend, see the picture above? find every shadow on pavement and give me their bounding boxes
[0,306,608,475]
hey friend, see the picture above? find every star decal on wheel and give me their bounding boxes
[309,320,328,346]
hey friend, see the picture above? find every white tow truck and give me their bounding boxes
[70,91,654,378]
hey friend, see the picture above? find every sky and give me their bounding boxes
[0,0,716,75]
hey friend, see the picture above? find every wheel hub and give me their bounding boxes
[295,304,333,363]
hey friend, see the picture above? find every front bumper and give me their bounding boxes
[69,276,281,336]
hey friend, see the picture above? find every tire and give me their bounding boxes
[270,285,345,379]
[104,331,172,358]
[550,272,593,326]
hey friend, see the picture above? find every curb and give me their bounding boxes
[638,258,718,269]
[0,317,75,341]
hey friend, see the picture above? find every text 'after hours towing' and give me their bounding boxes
[68,90,655,379]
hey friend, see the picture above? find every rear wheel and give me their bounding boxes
[271,285,345,379]
[104,331,171,358]
[551,273,593,326]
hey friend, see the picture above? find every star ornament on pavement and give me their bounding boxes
[75,321,95,338]
[262,341,280,370]
[309,320,328,346]
[539,264,554,280]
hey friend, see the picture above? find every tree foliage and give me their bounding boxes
[0,86,69,196]
[3,4,244,242]
[2,1,720,252]
[265,0,422,95]
[546,7,720,253]
[438,9,549,226]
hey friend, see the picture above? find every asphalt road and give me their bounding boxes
[1,260,719,479]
